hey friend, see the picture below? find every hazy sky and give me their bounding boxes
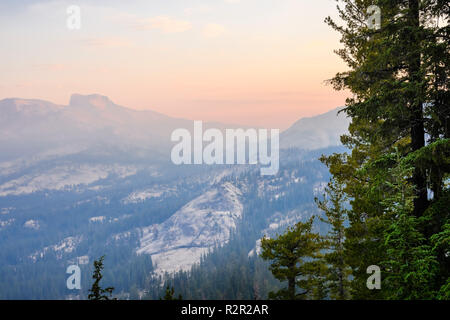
[0,0,349,129]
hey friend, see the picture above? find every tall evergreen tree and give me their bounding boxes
[315,178,352,299]
[260,217,325,300]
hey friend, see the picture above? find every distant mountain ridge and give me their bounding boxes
[281,107,350,150]
[0,94,350,202]
[0,94,349,159]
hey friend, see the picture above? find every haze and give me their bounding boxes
[0,0,348,129]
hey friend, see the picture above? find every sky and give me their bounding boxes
[0,0,349,129]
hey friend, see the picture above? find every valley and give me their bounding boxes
[0,94,349,299]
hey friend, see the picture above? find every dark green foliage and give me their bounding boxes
[161,286,182,300]
[260,217,325,300]
[380,153,439,299]
[319,0,450,299]
[315,178,352,299]
[264,0,449,300]
[88,256,115,300]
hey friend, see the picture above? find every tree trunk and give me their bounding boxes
[288,276,296,300]
[408,0,428,217]
[338,265,345,299]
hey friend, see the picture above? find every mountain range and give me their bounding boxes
[0,94,350,299]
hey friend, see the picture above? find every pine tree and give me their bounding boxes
[315,178,352,299]
[161,286,182,300]
[88,256,115,300]
[260,217,325,300]
[326,0,449,217]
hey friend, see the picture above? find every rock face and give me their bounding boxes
[137,182,243,275]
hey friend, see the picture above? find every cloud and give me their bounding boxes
[136,16,192,33]
[202,23,226,38]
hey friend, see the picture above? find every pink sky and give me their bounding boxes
[0,0,349,130]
